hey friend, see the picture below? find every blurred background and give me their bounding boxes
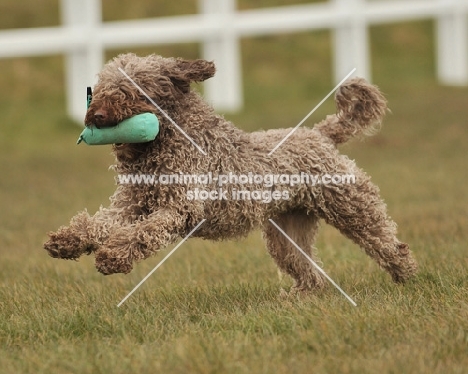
[0,0,467,294]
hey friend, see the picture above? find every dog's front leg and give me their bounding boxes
[44,204,135,261]
[44,210,98,260]
[94,208,189,275]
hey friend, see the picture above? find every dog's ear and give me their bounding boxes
[166,58,216,94]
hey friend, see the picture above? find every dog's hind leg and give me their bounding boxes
[263,212,325,293]
[317,181,418,283]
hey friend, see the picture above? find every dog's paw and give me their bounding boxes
[44,229,95,260]
[95,250,133,275]
[388,243,418,283]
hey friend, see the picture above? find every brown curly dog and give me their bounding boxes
[44,53,417,294]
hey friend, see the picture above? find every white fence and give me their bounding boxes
[0,0,467,123]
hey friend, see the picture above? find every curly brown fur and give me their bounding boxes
[44,53,417,293]
[314,78,387,144]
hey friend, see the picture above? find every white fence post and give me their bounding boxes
[61,0,103,123]
[200,0,243,111]
[332,0,370,82]
[437,0,468,85]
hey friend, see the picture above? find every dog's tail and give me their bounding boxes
[315,78,387,145]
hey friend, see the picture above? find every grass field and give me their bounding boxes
[1,1,468,373]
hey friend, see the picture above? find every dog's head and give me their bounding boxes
[84,53,216,159]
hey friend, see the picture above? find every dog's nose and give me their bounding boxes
[94,109,107,121]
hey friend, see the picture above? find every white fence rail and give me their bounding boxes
[0,0,467,122]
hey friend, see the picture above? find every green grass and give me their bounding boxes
[1,2,468,373]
